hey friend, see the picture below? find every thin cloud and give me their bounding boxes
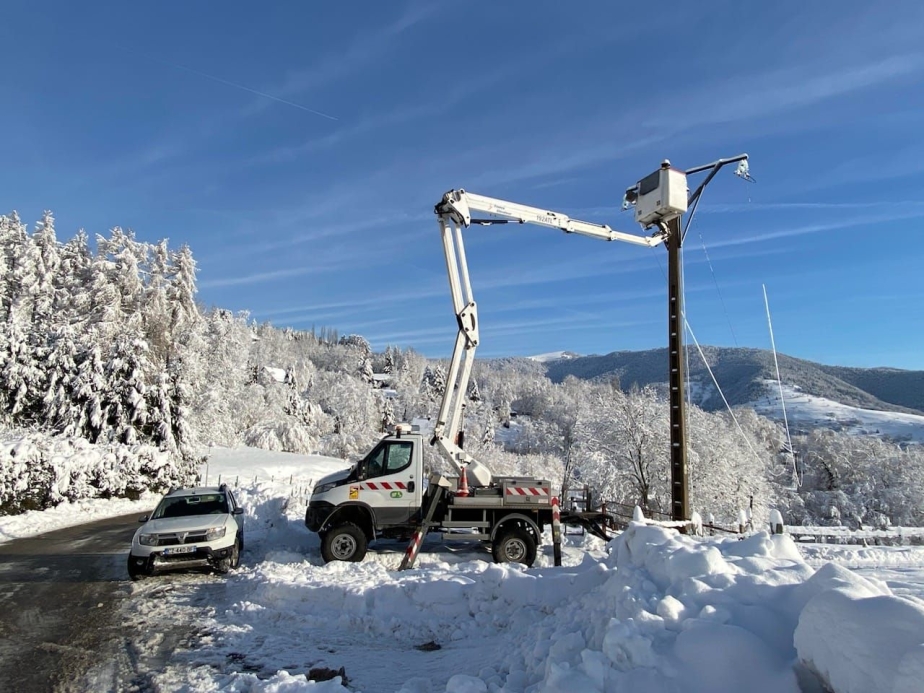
[199,212,431,264]
[450,52,924,190]
[647,54,924,131]
[200,264,343,289]
[699,201,924,214]
[253,42,578,164]
[245,2,438,117]
[119,47,337,121]
[706,209,924,250]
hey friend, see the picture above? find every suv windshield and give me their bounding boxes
[153,493,229,519]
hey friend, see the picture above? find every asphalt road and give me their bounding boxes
[0,512,150,693]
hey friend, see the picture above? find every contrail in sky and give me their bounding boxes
[120,47,339,121]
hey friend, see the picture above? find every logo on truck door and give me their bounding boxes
[389,491,403,499]
[349,486,359,500]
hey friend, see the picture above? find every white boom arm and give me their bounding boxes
[431,189,669,487]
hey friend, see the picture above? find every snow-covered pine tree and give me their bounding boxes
[102,336,150,444]
[66,344,107,441]
[27,210,60,330]
[55,230,93,325]
[0,321,46,424]
[167,244,199,329]
[42,326,80,432]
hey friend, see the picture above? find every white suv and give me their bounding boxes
[128,485,244,579]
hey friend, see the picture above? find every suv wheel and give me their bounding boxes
[215,540,240,574]
[127,554,149,581]
[321,522,368,563]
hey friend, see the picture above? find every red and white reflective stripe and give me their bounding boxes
[362,481,408,490]
[551,496,561,522]
[406,531,423,557]
[505,486,549,496]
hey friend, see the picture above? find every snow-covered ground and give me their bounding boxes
[751,380,924,443]
[124,448,924,692]
[7,446,924,692]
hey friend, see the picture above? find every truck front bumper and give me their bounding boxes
[305,501,335,532]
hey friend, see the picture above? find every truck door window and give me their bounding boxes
[384,441,413,474]
[366,445,386,477]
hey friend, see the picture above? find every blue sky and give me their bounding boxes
[3,1,924,369]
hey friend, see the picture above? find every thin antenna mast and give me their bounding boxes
[762,284,799,486]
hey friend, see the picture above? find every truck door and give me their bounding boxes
[358,440,418,526]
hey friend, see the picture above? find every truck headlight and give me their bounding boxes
[205,526,227,541]
[313,482,337,495]
[139,533,159,546]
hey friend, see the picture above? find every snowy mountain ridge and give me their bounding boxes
[544,346,924,442]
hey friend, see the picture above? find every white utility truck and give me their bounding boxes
[306,161,695,567]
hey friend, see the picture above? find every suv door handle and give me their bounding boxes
[407,481,416,493]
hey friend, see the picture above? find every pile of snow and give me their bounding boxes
[794,565,924,693]
[125,490,924,693]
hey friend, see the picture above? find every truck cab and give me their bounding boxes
[306,426,427,561]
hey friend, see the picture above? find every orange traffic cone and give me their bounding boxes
[456,466,469,497]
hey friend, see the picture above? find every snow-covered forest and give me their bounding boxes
[2,211,923,527]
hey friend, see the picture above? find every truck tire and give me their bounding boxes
[492,527,537,567]
[321,522,368,563]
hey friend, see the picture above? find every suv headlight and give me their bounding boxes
[139,533,159,546]
[314,482,337,495]
[205,526,227,541]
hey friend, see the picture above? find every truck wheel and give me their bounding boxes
[321,523,368,563]
[492,527,537,567]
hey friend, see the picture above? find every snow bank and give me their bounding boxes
[501,525,814,693]
[794,566,924,693]
[0,493,158,543]
[120,448,924,692]
[0,430,189,515]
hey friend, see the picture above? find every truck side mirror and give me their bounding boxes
[356,464,366,481]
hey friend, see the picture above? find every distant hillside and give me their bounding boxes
[544,347,924,417]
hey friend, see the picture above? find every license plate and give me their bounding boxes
[163,545,196,555]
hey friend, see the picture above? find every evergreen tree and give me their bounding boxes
[42,326,79,431]
[67,344,107,441]
[102,336,150,444]
[55,230,93,323]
